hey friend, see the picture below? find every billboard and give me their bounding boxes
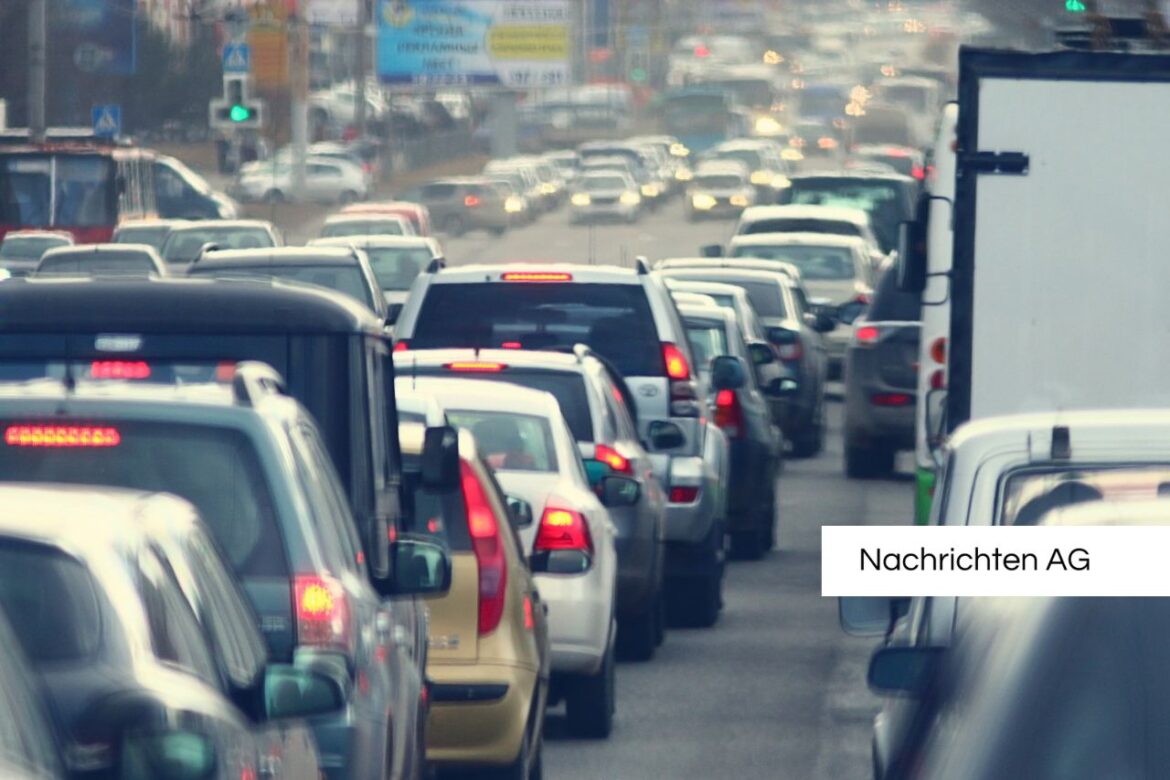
[307,0,360,26]
[376,0,570,87]
[58,0,136,75]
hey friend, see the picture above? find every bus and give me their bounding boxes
[657,87,741,154]
[0,130,157,244]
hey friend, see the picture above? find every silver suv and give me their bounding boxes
[394,261,730,627]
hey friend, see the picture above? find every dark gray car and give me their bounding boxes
[843,266,921,478]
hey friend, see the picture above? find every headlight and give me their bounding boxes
[818,137,839,150]
[675,168,694,182]
[781,148,804,162]
[620,191,642,206]
[505,196,525,213]
[750,170,774,186]
[771,175,791,190]
[730,194,749,207]
[691,193,717,210]
[754,115,783,135]
[571,192,591,206]
[540,183,557,195]
[641,184,660,198]
[670,143,690,157]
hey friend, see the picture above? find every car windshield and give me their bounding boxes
[731,244,855,280]
[321,220,407,238]
[728,280,786,317]
[412,283,665,377]
[162,228,274,264]
[1001,465,1170,526]
[194,264,373,309]
[113,225,171,250]
[36,251,158,276]
[582,176,628,191]
[0,235,69,260]
[446,410,558,472]
[695,174,744,189]
[0,421,287,577]
[364,247,432,291]
[684,319,729,372]
[0,541,102,664]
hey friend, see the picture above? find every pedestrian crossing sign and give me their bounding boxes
[91,105,121,138]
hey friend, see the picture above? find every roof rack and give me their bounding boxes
[426,258,446,273]
[634,256,650,275]
[232,361,288,407]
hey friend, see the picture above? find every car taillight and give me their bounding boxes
[4,425,120,447]
[445,361,506,372]
[593,443,632,475]
[930,369,946,390]
[461,461,507,636]
[464,195,481,207]
[663,342,700,417]
[776,336,803,362]
[872,393,913,406]
[852,292,872,306]
[90,360,151,380]
[535,507,593,554]
[669,485,700,503]
[662,342,689,380]
[911,164,926,180]
[501,271,573,282]
[393,340,410,353]
[714,389,744,438]
[294,574,353,654]
[854,324,880,345]
[930,337,946,365]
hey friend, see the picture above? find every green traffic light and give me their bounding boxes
[1065,0,1086,11]
[229,104,250,122]
[630,67,648,83]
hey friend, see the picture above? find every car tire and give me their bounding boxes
[790,403,825,458]
[845,442,896,479]
[565,642,615,739]
[616,602,657,662]
[730,526,767,561]
[443,214,468,236]
[263,189,285,204]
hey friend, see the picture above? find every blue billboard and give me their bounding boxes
[59,0,137,76]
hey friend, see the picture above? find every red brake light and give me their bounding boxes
[461,461,508,635]
[930,369,946,390]
[714,389,744,438]
[464,194,481,207]
[4,425,120,448]
[501,272,573,282]
[930,337,946,365]
[911,164,926,180]
[215,361,237,382]
[872,393,913,407]
[669,485,700,503]
[662,342,690,380]
[523,594,535,630]
[394,340,410,353]
[593,443,632,475]
[854,325,880,345]
[90,360,151,380]
[500,341,522,349]
[445,361,506,373]
[695,44,710,57]
[294,574,353,653]
[535,507,593,554]
[776,337,803,362]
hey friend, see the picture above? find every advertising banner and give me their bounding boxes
[376,0,570,87]
[59,0,136,75]
[308,0,360,27]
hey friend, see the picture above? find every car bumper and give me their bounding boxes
[535,571,610,675]
[570,203,638,220]
[661,455,720,545]
[426,662,538,768]
[844,382,916,449]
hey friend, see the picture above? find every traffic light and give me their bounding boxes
[1066,0,1087,11]
[210,75,264,129]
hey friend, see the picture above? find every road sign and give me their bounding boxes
[223,42,251,73]
[91,104,121,138]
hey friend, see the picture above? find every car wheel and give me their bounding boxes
[565,642,615,738]
[730,526,767,561]
[263,189,285,204]
[338,189,358,204]
[845,442,896,479]
[443,214,467,236]
[616,603,657,662]
[790,403,825,458]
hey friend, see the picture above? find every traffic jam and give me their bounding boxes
[0,0,1161,778]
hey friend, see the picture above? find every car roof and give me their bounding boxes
[787,171,915,185]
[2,230,72,241]
[678,303,737,326]
[310,235,437,250]
[40,243,161,258]
[396,347,586,373]
[398,375,563,417]
[166,220,274,232]
[424,262,642,284]
[729,231,867,249]
[191,246,360,268]
[948,409,1170,455]
[0,277,382,334]
[323,213,408,225]
[739,204,871,225]
[655,257,801,279]
[694,160,750,175]
[656,265,794,286]
[663,278,753,298]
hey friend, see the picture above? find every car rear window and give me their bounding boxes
[867,266,921,321]
[321,220,407,238]
[683,318,729,371]
[742,218,860,237]
[446,410,557,472]
[412,282,665,377]
[113,226,171,250]
[0,541,102,663]
[190,264,373,310]
[364,247,432,291]
[162,228,274,264]
[731,244,855,281]
[0,421,288,577]
[36,253,158,276]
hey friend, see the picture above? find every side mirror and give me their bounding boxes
[263,663,347,720]
[507,495,535,527]
[896,193,929,293]
[119,731,216,780]
[583,458,610,485]
[599,475,641,507]
[648,420,686,451]
[699,243,724,258]
[836,300,867,326]
[812,312,837,333]
[867,646,944,696]
[748,341,776,366]
[766,376,799,397]
[420,425,460,489]
[390,533,452,596]
[838,596,910,637]
[710,355,747,390]
[767,326,797,347]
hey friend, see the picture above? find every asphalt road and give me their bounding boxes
[417,197,915,780]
